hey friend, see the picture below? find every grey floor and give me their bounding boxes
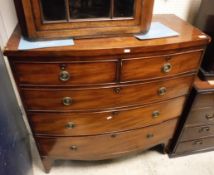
[31,139,214,175]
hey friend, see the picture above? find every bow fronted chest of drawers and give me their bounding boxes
[4,15,210,173]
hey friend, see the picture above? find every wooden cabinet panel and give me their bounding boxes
[192,93,214,109]
[180,125,214,141]
[36,119,178,160]
[176,137,214,154]
[121,51,202,82]
[186,108,214,127]
[14,61,117,86]
[30,97,185,136]
[22,75,193,111]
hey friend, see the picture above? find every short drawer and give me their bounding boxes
[121,51,202,82]
[192,93,214,109]
[36,119,178,160]
[176,137,214,154]
[186,107,214,126]
[30,97,185,136]
[14,61,117,86]
[22,75,193,111]
[180,125,214,141]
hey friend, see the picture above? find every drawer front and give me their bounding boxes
[30,97,185,136]
[176,137,214,154]
[23,76,193,111]
[14,61,117,86]
[186,108,214,126]
[121,51,202,82]
[192,93,214,109]
[36,119,178,160]
[180,125,214,141]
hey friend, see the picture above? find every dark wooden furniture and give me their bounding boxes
[14,0,154,39]
[4,15,210,173]
[170,78,214,156]
[194,0,214,80]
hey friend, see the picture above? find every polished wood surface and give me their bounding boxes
[4,15,210,172]
[22,75,193,112]
[14,60,117,86]
[4,15,210,57]
[121,50,202,82]
[36,119,178,160]
[30,97,185,136]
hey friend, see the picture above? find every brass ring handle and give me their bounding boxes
[62,97,73,106]
[162,63,172,73]
[59,71,70,82]
[65,122,76,129]
[199,126,210,133]
[205,114,214,121]
[152,111,160,118]
[147,133,154,139]
[70,145,78,151]
[193,140,203,145]
[158,87,167,96]
[114,87,121,94]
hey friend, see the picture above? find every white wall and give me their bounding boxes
[153,0,202,23]
[0,0,17,48]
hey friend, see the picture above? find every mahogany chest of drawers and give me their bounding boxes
[4,15,210,173]
[170,78,214,156]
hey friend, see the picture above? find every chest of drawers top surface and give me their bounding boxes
[4,14,210,58]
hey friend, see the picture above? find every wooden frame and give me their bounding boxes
[14,0,154,40]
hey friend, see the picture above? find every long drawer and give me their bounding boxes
[121,51,202,82]
[176,137,214,154]
[186,107,214,127]
[22,75,194,111]
[30,97,185,136]
[180,124,214,141]
[36,119,178,160]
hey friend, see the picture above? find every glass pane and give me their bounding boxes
[40,0,66,21]
[114,0,134,18]
[70,0,111,19]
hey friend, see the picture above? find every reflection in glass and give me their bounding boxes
[114,0,134,17]
[70,0,111,19]
[40,0,66,21]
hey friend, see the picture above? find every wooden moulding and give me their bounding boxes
[14,0,154,40]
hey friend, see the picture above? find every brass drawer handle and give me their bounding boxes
[206,114,214,121]
[158,87,167,96]
[147,133,154,139]
[162,63,172,73]
[59,71,70,82]
[199,126,210,133]
[152,111,160,118]
[192,140,203,145]
[65,122,76,129]
[113,87,121,94]
[62,97,73,106]
[70,145,78,151]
